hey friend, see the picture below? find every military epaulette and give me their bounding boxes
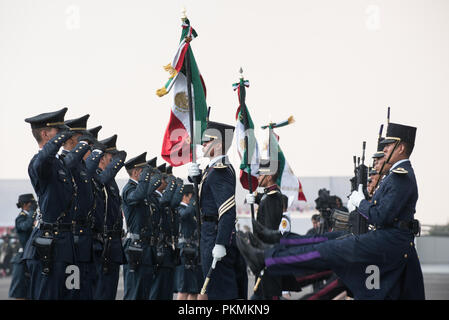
[213,163,228,169]
[19,211,27,216]
[392,167,408,175]
[267,190,280,195]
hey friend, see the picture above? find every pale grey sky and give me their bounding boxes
[1,0,448,225]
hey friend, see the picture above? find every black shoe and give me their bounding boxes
[248,232,274,250]
[252,219,282,244]
[236,233,265,275]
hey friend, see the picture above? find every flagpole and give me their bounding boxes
[183,13,202,263]
[238,68,255,221]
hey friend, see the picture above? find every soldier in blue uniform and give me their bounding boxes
[122,152,162,300]
[237,122,425,300]
[245,161,284,300]
[188,120,248,300]
[23,107,79,300]
[61,114,98,299]
[149,163,180,300]
[8,194,37,299]
[174,184,204,300]
[369,137,388,196]
[88,134,127,300]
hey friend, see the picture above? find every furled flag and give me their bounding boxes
[233,76,260,191]
[263,122,307,207]
[156,18,208,166]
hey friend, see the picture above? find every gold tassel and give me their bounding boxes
[156,87,168,97]
[163,63,177,78]
[287,116,295,124]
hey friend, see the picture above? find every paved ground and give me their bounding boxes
[1,265,448,300]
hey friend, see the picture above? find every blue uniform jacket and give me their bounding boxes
[87,151,126,264]
[315,160,423,299]
[154,178,177,267]
[199,162,236,246]
[178,202,198,244]
[15,210,35,249]
[25,132,81,263]
[61,144,97,262]
[122,171,162,265]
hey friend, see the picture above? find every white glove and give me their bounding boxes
[211,244,226,268]
[349,184,365,208]
[188,162,200,178]
[347,201,356,213]
[245,193,255,205]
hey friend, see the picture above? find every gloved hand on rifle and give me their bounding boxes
[348,184,365,209]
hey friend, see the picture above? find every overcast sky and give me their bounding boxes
[1,0,448,225]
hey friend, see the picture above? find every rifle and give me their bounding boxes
[347,141,369,235]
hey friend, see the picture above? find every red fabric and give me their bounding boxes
[174,43,189,71]
[295,270,333,283]
[307,279,340,300]
[239,170,259,191]
[297,178,307,201]
[161,110,191,167]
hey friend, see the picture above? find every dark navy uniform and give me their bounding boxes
[61,114,97,300]
[88,136,127,300]
[121,153,162,300]
[198,156,247,299]
[24,108,78,300]
[9,195,36,299]
[258,124,424,300]
[150,168,178,300]
[174,187,204,294]
[253,185,284,299]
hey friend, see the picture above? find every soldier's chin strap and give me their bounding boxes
[258,175,268,191]
[374,139,400,190]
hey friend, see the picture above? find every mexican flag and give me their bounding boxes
[233,79,260,191]
[157,19,208,166]
[266,129,307,207]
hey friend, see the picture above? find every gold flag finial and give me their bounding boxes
[239,67,244,79]
[181,7,187,21]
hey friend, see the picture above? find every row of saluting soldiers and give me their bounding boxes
[10,108,210,300]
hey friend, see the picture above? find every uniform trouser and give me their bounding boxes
[200,222,246,300]
[70,261,95,300]
[93,261,120,300]
[264,229,426,300]
[174,263,203,294]
[8,253,30,299]
[123,263,154,300]
[150,266,174,300]
[26,259,74,300]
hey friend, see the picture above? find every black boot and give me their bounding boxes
[252,219,282,244]
[236,233,265,275]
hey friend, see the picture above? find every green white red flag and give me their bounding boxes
[266,128,307,207]
[157,18,208,166]
[233,78,260,190]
